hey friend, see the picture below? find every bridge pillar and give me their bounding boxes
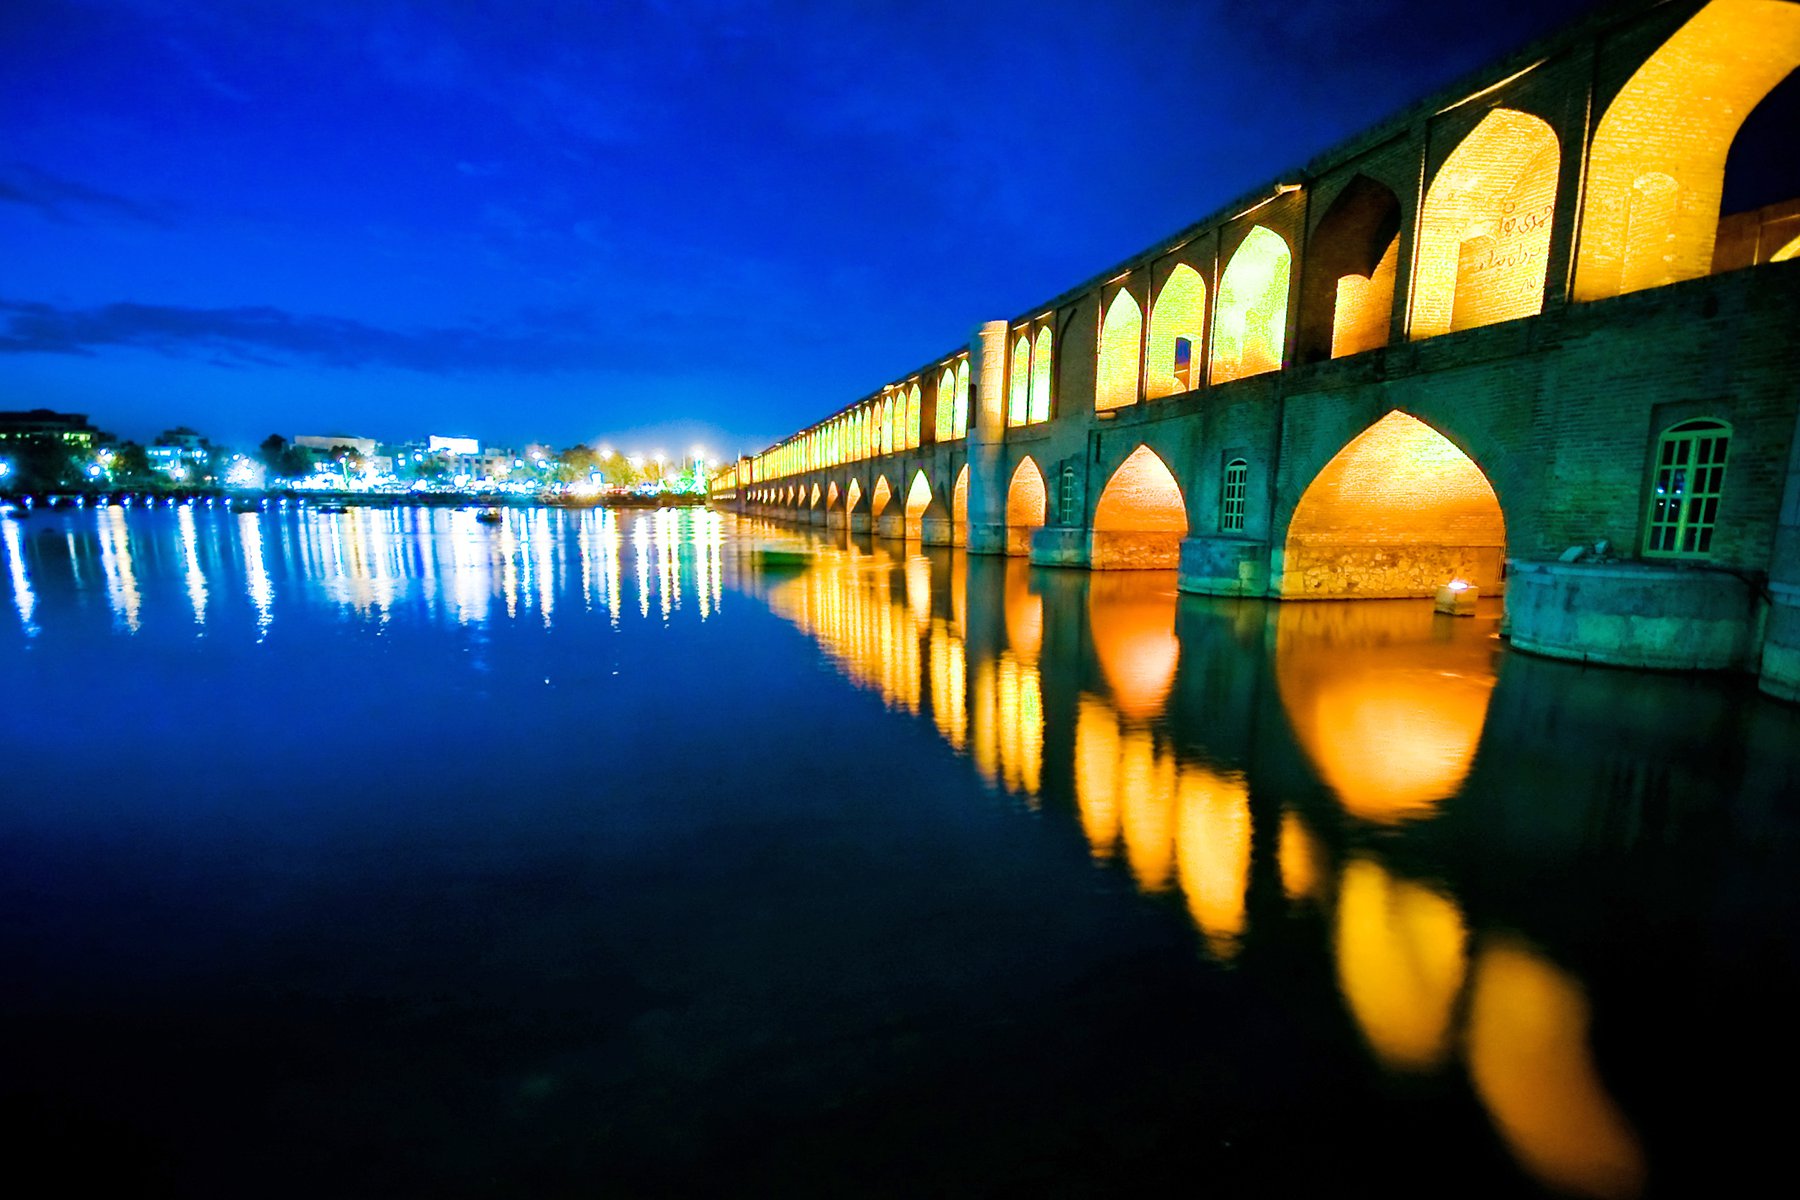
[825,509,847,531]
[1507,561,1758,671]
[967,522,1007,554]
[1178,535,1272,596]
[920,515,957,546]
[807,508,825,527]
[965,320,1012,556]
[1029,526,1092,569]
[875,512,906,539]
[848,512,872,534]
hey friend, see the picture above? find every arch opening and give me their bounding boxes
[1147,263,1207,399]
[1577,0,1800,297]
[1005,457,1047,557]
[935,368,957,442]
[952,464,970,529]
[870,476,892,520]
[1009,335,1032,426]
[1092,445,1188,569]
[904,471,934,541]
[845,477,863,515]
[1412,108,1560,339]
[1298,176,1402,362]
[1030,328,1053,423]
[1282,411,1505,598]
[1096,289,1143,411]
[826,480,840,510]
[1212,226,1292,383]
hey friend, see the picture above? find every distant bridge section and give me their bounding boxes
[711,0,1800,698]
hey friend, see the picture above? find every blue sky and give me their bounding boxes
[2,0,1590,457]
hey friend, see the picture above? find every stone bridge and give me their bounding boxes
[711,0,1800,698]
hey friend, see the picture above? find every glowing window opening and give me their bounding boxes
[1096,289,1144,412]
[1030,328,1054,423]
[1212,227,1291,383]
[1148,263,1207,398]
[1645,419,1730,558]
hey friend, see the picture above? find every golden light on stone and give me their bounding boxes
[1212,226,1291,383]
[1096,287,1144,411]
[1030,327,1053,423]
[1092,445,1187,569]
[904,470,933,540]
[1006,456,1048,555]
[1331,235,1398,358]
[1574,0,1800,301]
[1284,411,1505,598]
[1412,107,1559,339]
[952,464,969,527]
[1146,263,1207,398]
[1464,937,1647,1200]
[870,476,892,519]
[1334,857,1468,1071]
[1010,334,1032,426]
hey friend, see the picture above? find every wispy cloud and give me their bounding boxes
[0,297,646,375]
[0,163,177,228]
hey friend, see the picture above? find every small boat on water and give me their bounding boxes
[751,541,813,569]
[475,509,504,525]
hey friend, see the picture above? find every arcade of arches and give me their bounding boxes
[1092,446,1188,569]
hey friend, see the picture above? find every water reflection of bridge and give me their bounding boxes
[741,521,1800,1200]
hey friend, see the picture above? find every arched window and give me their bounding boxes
[1212,227,1292,384]
[1030,327,1053,423]
[1646,419,1731,558]
[1009,335,1032,427]
[1097,289,1143,411]
[1147,263,1207,398]
[1413,108,1560,339]
[907,384,922,449]
[1221,459,1248,533]
[954,360,971,439]
[936,367,957,442]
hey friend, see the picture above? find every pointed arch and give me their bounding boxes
[1412,109,1560,339]
[826,480,840,510]
[952,463,970,527]
[936,367,957,442]
[1009,334,1032,426]
[845,476,863,514]
[1575,0,1800,300]
[1212,226,1292,383]
[954,360,971,439]
[1005,457,1048,557]
[904,470,934,540]
[1030,327,1053,422]
[1147,263,1207,398]
[870,475,893,519]
[1096,288,1143,411]
[809,482,821,508]
[1297,175,1403,362]
[1092,444,1188,569]
[907,383,923,449]
[1282,411,1505,598]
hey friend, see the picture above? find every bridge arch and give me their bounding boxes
[1097,288,1144,411]
[952,464,970,542]
[904,470,934,541]
[1297,175,1402,362]
[1412,108,1561,340]
[870,475,893,520]
[1092,444,1188,569]
[1575,0,1800,300]
[1005,457,1048,556]
[1147,263,1207,399]
[826,480,840,510]
[1212,226,1292,384]
[845,476,863,515]
[1280,410,1506,599]
[809,482,821,509]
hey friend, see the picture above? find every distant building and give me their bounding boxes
[0,409,99,450]
[293,434,377,457]
[147,427,211,479]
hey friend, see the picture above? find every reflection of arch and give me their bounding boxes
[904,470,933,540]
[845,477,863,514]
[870,476,892,519]
[1283,411,1505,597]
[1088,571,1179,719]
[1575,0,1800,300]
[1298,176,1402,362]
[1212,226,1291,383]
[1413,109,1560,339]
[1005,457,1047,556]
[1004,557,1042,660]
[1335,858,1467,1071]
[1092,445,1187,569]
[952,463,969,527]
[1096,289,1143,411]
[1274,600,1498,822]
[1147,263,1207,398]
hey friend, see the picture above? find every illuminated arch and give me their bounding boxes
[1211,226,1292,383]
[1096,288,1143,411]
[1030,328,1053,422]
[952,463,969,527]
[881,397,896,456]
[1092,445,1187,569]
[1413,109,1560,339]
[870,475,892,519]
[936,367,957,441]
[1575,0,1800,299]
[1297,175,1402,362]
[1009,334,1032,426]
[904,470,933,540]
[845,477,863,514]
[809,482,821,508]
[826,481,839,510]
[1775,233,1800,262]
[953,360,970,438]
[1147,263,1207,398]
[906,384,922,449]
[1283,411,1505,597]
[1005,457,1047,556]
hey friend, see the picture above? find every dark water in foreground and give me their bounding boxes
[2,505,1797,1197]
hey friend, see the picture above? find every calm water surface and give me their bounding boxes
[2,504,1797,1197]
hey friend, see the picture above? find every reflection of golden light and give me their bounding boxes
[3,513,36,633]
[1334,858,1467,1071]
[1212,226,1291,383]
[98,507,141,633]
[929,620,967,750]
[1275,600,1496,822]
[1575,0,1800,300]
[1174,763,1252,957]
[1465,937,1647,1200]
[1413,108,1559,338]
[766,544,921,715]
[1096,288,1143,411]
[1118,726,1177,891]
[1003,559,1042,661]
[972,654,998,783]
[1278,810,1325,902]
[995,653,1044,799]
[1074,696,1121,859]
[1088,570,1179,719]
[1147,263,1207,398]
